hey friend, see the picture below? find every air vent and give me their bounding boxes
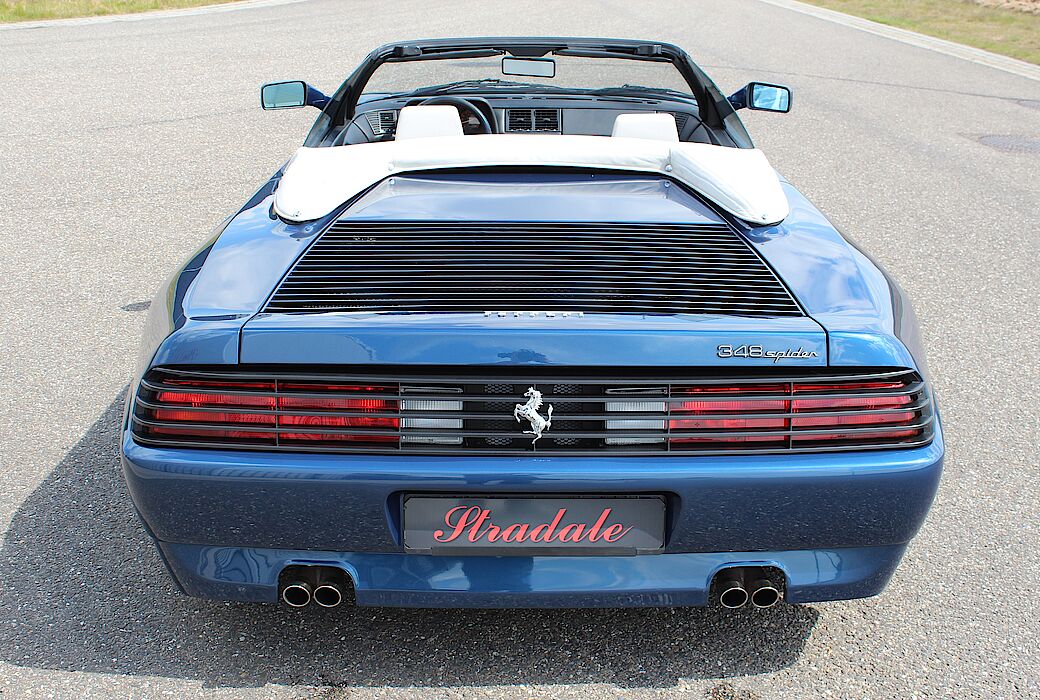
[533,109,560,131]
[505,109,532,131]
[263,221,804,317]
[365,111,397,136]
[506,109,560,132]
[669,112,690,134]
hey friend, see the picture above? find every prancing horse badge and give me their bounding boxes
[513,387,553,444]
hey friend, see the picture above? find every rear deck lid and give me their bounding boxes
[242,173,824,366]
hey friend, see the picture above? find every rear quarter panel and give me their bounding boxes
[747,181,928,373]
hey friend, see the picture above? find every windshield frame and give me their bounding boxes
[306,37,752,149]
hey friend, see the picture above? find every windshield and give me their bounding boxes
[363,55,696,98]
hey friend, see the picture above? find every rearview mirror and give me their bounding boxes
[261,81,307,110]
[728,82,792,113]
[501,57,556,78]
[748,82,791,112]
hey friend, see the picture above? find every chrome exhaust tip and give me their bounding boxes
[716,571,749,609]
[749,579,782,609]
[313,581,344,608]
[281,580,313,608]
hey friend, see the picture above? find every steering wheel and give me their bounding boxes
[418,96,496,134]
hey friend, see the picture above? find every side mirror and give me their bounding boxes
[261,81,330,110]
[728,82,792,113]
[261,81,306,110]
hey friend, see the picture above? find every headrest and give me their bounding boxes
[611,113,680,142]
[394,105,464,140]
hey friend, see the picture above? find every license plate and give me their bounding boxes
[403,496,665,555]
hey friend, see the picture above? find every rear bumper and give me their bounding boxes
[158,540,908,607]
[122,428,942,606]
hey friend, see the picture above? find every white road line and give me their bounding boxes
[0,0,310,30]
[755,0,1040,82]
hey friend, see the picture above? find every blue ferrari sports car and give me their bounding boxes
[121,37,942,610]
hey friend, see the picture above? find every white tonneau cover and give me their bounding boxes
[273,134,790,225]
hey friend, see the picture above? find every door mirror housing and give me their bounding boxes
[261,81,330,110]
[728,82,792,113]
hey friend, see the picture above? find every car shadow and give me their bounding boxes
[0,392,819,690]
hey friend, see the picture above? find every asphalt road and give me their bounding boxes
[0,1,1038,697]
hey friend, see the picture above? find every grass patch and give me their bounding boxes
[0,0,241,22]
[802,0,1040,64]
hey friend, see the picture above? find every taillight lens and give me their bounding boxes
[278,384,398,442]
[143,379,400,445]
[661,377,925,448]
[670,384,791,445]
[788,381,917,442]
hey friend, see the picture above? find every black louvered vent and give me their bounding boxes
[533,109,560,131]
[365,111,397,136]
[506,109,560,132]
[263,221,803,317]
[670,112,690,134]
[505,109,532,131]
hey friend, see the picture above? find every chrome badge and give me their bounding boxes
[716,344,819,363]
[514,387,554,444]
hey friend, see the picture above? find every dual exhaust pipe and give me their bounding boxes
[283,564,780,609]
[715,567,783,609]
[280,566,352,609]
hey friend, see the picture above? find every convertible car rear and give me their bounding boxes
[121,38,942,609]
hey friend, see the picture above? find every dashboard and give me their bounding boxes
[328,95,728,147]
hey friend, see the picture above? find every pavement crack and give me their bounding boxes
[85,107,255,133]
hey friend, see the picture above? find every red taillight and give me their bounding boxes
[149,425,280,440]
[144,379,399,445]
[156,390,276,409]
[674,399,789,413]
[792,381,905,392]
[137,371,931,453]
[790,382,915,436]
[671,413,787,431]
[791,429,920,442]
[277,384,398,441]
[670,388,788,444]
[674,384,789,398]
[791,411,913,427]
[792,395,910,411]
[153,408,275,425]
[664,377,922,447]
[671,396,789,431]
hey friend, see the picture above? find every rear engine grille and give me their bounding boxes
[263,221,803,317]
[132,368,934,456]
[505,109,560,132]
